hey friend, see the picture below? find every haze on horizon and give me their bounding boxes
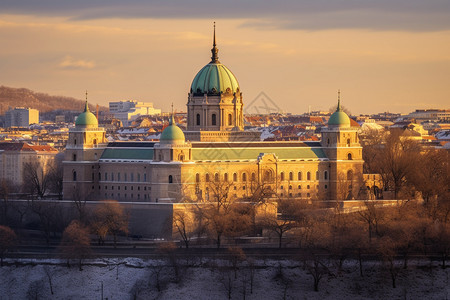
[0,1,449,115]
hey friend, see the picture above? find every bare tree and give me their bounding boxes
[0,179,20,226]
[377,236,403,288]
[31,200,68,244]
[23,161,49,198]
[0,225,17,266]
[46,153,64,199]
[306,255,331,292]
[26,279,46,300]
[43,265,55,295]
[173,209,196,249]
[199,179,252,248]
[59,220,91,270]
[357,200,384,242]
[227,247,246,279]
[91,200,129,248]
[407,148,449,203]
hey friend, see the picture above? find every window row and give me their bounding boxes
[104,193,150,200]
[102,185,150,191]
[101,172,147,182]
[195,172,257,183]
[280,171,328,181]
[194,170,329,183]
[196,113,233,126]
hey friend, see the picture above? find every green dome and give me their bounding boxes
[328,110,351,127]
[190,62,240,96]
[160,116,185,143]
[328,97,351,127]
[75,101,98,127]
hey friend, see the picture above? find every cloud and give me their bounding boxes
[1,0,450,31]
[58,55,95,69]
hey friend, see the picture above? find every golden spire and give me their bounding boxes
[84,90,90,112]
[337,89,342,111]
[210,22,219,63]
[170,102,175,125]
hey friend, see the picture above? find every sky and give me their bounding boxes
[0,1,449,115]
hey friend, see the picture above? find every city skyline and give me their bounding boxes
[0,1,449,115]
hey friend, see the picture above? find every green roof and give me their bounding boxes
[190,62,239,95]
[160,115,185,142]
[100,148,154,160]
[192,147,326,161]
[328,110,350,127]
[75,101,98,127]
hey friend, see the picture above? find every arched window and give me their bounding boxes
[324,171,328,180]
[242,173,247,182]
[168,175,173,183]
[348,153,353,160]
[212,114,217,126]
[316,171,319,180]
[347,170,353,181]
[264,170,273,182]
[251,172,256,182]
[214,173,219,182]
[73,171,77,181]
[93,139,97,145]
[224,173,229,182]
[347,138,351,146]
[195,173,200,183]
[74,139,77,145]
[298,172,302,180]
[73,154,76,161]
[307,171,311,181]
[196,113,201,126]
[280,172,285,181]
[233,173,237,182]
[289,172,293,181]
[179,154,184,161]
[205,173,210,182]
[228,114,232,126]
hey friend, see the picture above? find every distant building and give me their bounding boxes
[109,100,161,127]
[55,115,65,124]
[4,107,39,128]
[0,142,58,186]
[408,109,450,122]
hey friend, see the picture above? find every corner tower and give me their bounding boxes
[321,91,364,199]
[185,24,260,142]
[63,94,107,200]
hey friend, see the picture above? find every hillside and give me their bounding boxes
[0,86,107,113]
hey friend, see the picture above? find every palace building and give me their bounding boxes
[63,28,365,202]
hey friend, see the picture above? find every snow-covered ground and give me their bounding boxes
[1,257,449,299]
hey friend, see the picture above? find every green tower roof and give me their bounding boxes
[328,91,351,127]
[160,114,185,143]
[75,101,98,127]
[190,23,240,96]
